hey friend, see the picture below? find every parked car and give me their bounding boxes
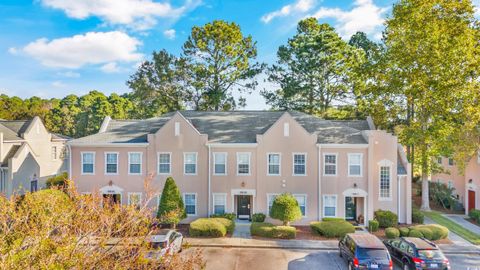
[145,229,183,259]
[339,233,393,270]
[383,237,450,270]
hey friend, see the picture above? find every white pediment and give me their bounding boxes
[377,159,394,167]
[343,188,368,197]
[100,184,124,194]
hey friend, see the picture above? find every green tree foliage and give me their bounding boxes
[157,177,186,229]
[46,172,69,189]
[262,18,365,116]
[379,0,480,210]
[269,193,302,226]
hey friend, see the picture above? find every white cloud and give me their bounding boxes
[58,71,80,78]
[473,0,480,17]
[41,0,201,30]
[52,81,66,88]
[311,0,388,39]
[8,47,19,55]
[18,31,143,69]
[100,62,121,73]
[163,29,176,40]
[261,0,316,23]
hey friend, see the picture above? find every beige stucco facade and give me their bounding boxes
[69,111,412,225]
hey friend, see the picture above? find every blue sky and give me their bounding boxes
[2,0,475,109]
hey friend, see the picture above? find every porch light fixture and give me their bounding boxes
[353,183,357,188]
[241,181,245,187]
[108,180,113,186]
[469,179,473,184]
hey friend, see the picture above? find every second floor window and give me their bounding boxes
[379,166,391,199]
[214,153,227,175]
[105,153,118,174]
[51,146,57,160]
[158,153,171,174]
[237,153,250,175]
[348,154,362,176]
[324,154,337,176]
[184,152,197,175]
[293,154,306,175]
[128,152,142,174]
[82,152,94,174]
[448,158,454,166]
[267,153,280,175]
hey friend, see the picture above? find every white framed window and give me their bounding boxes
[294,194,307,217]
[105,152,118,175]
[128,152,142,175]
[237,152,251,175]
[81,152,95,175]
[293,153,307,176]
[267,153,281,175]
[51,146,57,160]
[284,122,289,136]
[184,152,197,175]
[323,195,337,217]
[128,192,142,208]
[213,152,227,175]
[174,122,180,136]
[323,153,337,176]
[158,152,171,175]
[184,193,197,216]
[379,166,391,200]
[348,153,362,177]
[267,193,279,216]
[448,158,454,166]
[213,193,227,215]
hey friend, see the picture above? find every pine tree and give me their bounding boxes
[157,177,186,229]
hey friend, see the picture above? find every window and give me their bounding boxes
[293,153,306,175]
[267,194,279,216]
[294,194,307,217]
[128,152,142,174]
[284,123,289,136]
[158,153,171,174]
[30,180,38,192]
[324,154,337,176]
[348,153,362,176]
[213,153,227,175]
[128,193,142,208]
[448,158,454,166]
[323,195,337,217]
[237,153,250,175]
[379,166,391,199]
[267,153,280,175]
[437,157,442,164]
[184,193,197,216]
[184,153,197,175]
[51,146,57,160]
[213,193,227,215]
[174,122,180,136]
[81,152,95,174]
[105,153,118,174]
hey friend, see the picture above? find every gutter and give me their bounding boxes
[317,144,322,221]
[67,143,149,148]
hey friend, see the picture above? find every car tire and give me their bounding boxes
[348,261,353,270]
[403,260,411,270]
[339,251,343,258]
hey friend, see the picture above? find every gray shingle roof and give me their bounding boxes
[69,111,371,145]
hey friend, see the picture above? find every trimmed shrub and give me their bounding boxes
[310,220,355,238]
[250,222,296,239]
[368,220,379,232]
[399,227,410,237]
[412,224,449,240]
[417,227,433,240]
[374,210,398,228]
[46,172,69,188]
[189,218,227,237]
[408,229,424,238]
[157,177,186,229]
[210,218,235,234]
[210,213,236,221]
[385,227,400,239]
[469,209,480,223]
[322,217,345,222]
[252,213,266,222]
[270,193,302,226]
[412,208,424,224]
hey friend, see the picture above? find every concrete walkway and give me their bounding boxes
[232,220,252,239]
[185,237,339,250]
[443,214,480,236]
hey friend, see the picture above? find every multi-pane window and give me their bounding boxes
[128,193,142,208]
[323,195,337,217]
[267,153,280,175]
[105,153,118,174]
[158,153,171,174]
[293,154,306,175]
[379,166,391,199]
[82,152,94,174]
[348,154,362,176]
[184,153,197,175]
[184,193,197,215]
[51,146,57,160]
[448,158,454,166]
[214,153,227,175]
[267,194,278,216]
[128,152,142,174]
[213,194,226,215]
[294,195,306,216]
[237,153,250,175]
[324,154,337,175]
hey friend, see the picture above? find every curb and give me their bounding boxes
[187,244,338,250]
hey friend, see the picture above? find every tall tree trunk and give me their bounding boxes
[420,155,430,211]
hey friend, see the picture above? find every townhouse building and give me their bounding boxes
[68,111,412,225]
[0,116,69,197]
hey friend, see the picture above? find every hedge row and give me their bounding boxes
[250,222,296,239]
[374,210,398,228]
[384,224,449,241]
[310,220,355,238]
[210,213,236,221]
[469,209,480,223]
[189,218,235,237]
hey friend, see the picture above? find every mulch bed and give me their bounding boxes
[294,225,332,240]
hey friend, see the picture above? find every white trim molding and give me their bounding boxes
[266,152,281,176]
[236,152,251,176]
[292,152,307,176]
[157,152,172,175]
[323,153,338,176]
[81,151,95,175]
[213,152,228,176]
[347,153,363,177]
[183,152,198,176]
[104,152,119,175]
[317,144,368,149]
[323,194,338,218]
[128,152,142,175]
[183,192,198,217]
[206,143,258,148]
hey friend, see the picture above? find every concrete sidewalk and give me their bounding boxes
[185,237,339,250]
[443,214,480,236]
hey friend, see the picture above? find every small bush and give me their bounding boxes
[412,208,424,224]
[408,229,424,238]
[417,227,433,240]
[210,213,236,221]
[252,213,266,222]
[210,218,235,234]
[412,224,448,240]
[46,172,69,188]
[374,210,398,228]
[469,209,480,223]
[322,217,345,222]
[270,193,302,225]
[399,227,410,237]
[189,218,227,237]
[368,220,379,232]
[250,222,296,239]
[310,220,355,238]
[385,227,400,239]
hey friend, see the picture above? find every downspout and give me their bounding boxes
[317,144,322,221]
[207,145,211,217]
[397,176,401,223]
[68,145,72,180]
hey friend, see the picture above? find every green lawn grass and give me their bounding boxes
[422,211,480,245]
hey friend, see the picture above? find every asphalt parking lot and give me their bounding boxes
[184,247,480,270]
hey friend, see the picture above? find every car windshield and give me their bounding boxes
[150,241,167,249]
[357,248,389,260]
[418,249,444,260]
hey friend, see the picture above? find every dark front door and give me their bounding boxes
[237,195,251,219]
[345,197,356,221]
[103,194,121,206]
[469,190,476,212]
